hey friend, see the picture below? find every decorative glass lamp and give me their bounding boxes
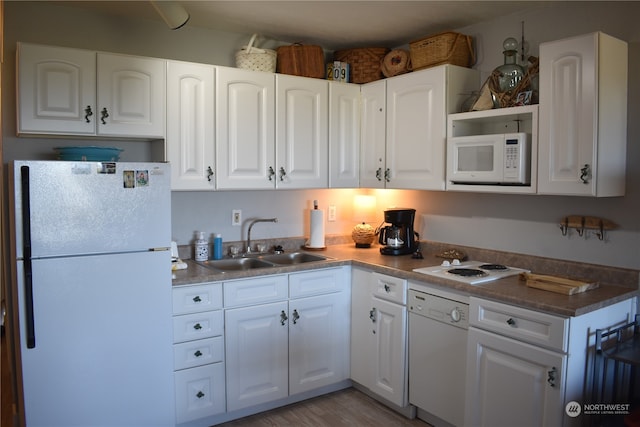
[352,195,377,248]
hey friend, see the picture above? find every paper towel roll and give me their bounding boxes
[308,209,325,248]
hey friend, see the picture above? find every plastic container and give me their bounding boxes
[213,234,223,260]
[194,232,208,261]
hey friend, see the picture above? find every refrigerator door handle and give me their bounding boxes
[21,166,36,349]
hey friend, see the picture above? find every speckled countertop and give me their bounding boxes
[172,240,639,318]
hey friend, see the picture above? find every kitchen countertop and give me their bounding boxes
[172,242,639,318]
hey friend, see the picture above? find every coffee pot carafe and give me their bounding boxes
[378,208,418,255]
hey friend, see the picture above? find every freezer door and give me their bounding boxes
[11,161,171,258]
[16,251,174,426]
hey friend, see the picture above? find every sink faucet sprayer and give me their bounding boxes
[246,218,278,254]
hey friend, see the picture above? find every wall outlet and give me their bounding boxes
[328,205,336,222]
[232,209,242,226]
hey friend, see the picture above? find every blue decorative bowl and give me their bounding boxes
[54,146,123,161]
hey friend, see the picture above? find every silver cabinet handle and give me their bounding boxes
[84,105,93,123]
[292,309,300,324]
[100,107,109,124]
[547,367,557,387]
[580,164,590,184]
[280,310,288,326]
[268,166,275,181]
[207,166,214,182]
[279,167,287,181]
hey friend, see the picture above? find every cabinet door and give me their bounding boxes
[276,75,329,188]
[216,66,275,189]
[370,296,408,407]
[174,362,226,423]
[225,301,288,411]
[386,69,446,190]
[289,292,350,394]
[465,327,566,427]
[166,61,215,190]
[17,43,96,135]
[538,32,627,196]
[350,268,375,388]
[360,80,386,188]
[329,82,361,188]
[97,53,165,138]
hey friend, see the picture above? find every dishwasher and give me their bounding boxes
[408,286,469,427]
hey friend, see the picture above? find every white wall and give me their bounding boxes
[3,1,639,270]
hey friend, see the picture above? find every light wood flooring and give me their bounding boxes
[218,388,431,427]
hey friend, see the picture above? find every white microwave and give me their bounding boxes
[447,132,531,185]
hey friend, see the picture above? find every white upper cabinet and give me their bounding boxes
[166,61,215,191]
[216,66,275,190]
[329,82,361,188]
[361,65,479,190]
[276,74,329,189]
[538,32,628,196]
[17,43,166,139]
[96,53,165,138]
[360,80,387,188]
[17,43,96,135]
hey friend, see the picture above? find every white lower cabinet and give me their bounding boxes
[172,283,225,424]
[465,296,636,427]
[351,268,409,408]
[225,267,351,413]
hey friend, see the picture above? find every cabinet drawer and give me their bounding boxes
[174,336,224,371]
[224,275,288,308]
[173,283,222,315]
[290,267,347,298]
[371,272,407,304]
[173,310,223,344]
[470,297,569,351]
[175,362,226,424]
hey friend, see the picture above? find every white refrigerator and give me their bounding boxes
[7,161,175,426]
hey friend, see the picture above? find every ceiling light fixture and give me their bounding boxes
[151,1,190,30]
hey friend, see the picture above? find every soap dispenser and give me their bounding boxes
[194,232,208,261]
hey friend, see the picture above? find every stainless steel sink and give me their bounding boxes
[199,257,275,271]
[261,252,330,265]
[197,251,332,272]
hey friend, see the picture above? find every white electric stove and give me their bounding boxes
[413,260,529,285]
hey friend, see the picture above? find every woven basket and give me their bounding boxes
[235,34,277,73]
[276,44,325,78]
[380,49,411,78]
[409,31,475,70]
[333,47,389,83]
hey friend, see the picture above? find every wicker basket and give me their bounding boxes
[380,49,411,78]
[276,44,325,78]
[409,31,475,70]
[235,34,277,73]
[333,47,389,83]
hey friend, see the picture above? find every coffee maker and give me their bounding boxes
[378,208,418,255]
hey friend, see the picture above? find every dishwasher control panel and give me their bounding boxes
[408,289,469,329]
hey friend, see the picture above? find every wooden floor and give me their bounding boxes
[218,388,431,427]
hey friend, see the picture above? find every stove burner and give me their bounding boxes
[447,268,487,277]
[479,264,508,271]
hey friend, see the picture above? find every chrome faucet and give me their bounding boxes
[246,218,278,254]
